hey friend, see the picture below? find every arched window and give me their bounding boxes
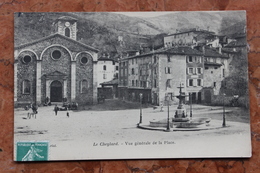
[103,65,106,71]
[132,68,134,75]
[22,80,30,94]
[65,28,70,37]
[80,80,88,93]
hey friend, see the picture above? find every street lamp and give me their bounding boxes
[139,93,143,124]
[189,93,192,119]
[165,94,171,132]
[222,93,226,127]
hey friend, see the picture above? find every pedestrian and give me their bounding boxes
[54,105,58,116]
[67,111,69,118]
[160,102,164,112]
[32,104,38,114]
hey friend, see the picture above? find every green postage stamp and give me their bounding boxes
[16,142,48,161]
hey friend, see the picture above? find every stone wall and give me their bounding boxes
[17,50,37,104]
[76,52,94,104]
[203,65,223,95]
[41,45,72,102]
[158,54,187,104]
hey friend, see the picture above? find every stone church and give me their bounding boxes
[14,16,99,106]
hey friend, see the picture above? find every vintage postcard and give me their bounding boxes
[14,11,251,161]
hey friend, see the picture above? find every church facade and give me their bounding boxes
[14,16,99,106]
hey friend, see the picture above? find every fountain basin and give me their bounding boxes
[175,118,211,128]
[149,119,174,128]
[149,117,211,128]
[172,117,190,122]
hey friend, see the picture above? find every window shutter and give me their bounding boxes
[187,68,189,74]
[187,79,189,87]
[201,79,204,86]
[165,67,167,74]
[193,79,197,87]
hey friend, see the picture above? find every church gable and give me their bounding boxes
[14,15,98,106]
[15,34,98,61]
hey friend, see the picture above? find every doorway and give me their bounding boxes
[50,80,62,102]
[192,92,196,103]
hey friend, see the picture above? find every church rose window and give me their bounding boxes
[80,57,88,64]
[23,55,32,64]
[52,50,61,60]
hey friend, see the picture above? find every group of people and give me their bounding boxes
[26,103,38,119]
[25,101,72,119]
[54,105,70,118]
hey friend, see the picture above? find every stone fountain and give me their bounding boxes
[149,84,211,129]
[172,84,189,122]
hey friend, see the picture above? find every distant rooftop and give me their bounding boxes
[166,28,215,37]
[100,79,118,85]
[123,46,203,59]
[204,48,228,58]
[204,62,222,67]
[225,38,247,48]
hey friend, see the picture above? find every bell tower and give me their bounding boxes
[55,16,77,40]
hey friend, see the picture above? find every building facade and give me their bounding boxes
[14,16,99,106]
[118,46,229,105]
[164,28,214,48]
[96,56,118,88]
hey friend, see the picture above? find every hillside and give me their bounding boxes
[15,11,246,60]
[145,11,245,35]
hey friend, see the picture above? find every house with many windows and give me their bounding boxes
[118,47,218,105]
[118,44,229,105]
[164,28,215,48]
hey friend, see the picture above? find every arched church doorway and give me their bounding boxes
[50,80,62,102]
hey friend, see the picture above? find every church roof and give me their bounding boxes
[15,33,99,52]
[56,16,78,22]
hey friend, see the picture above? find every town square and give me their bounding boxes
[14,11,251,160]
[14,98,251,160]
